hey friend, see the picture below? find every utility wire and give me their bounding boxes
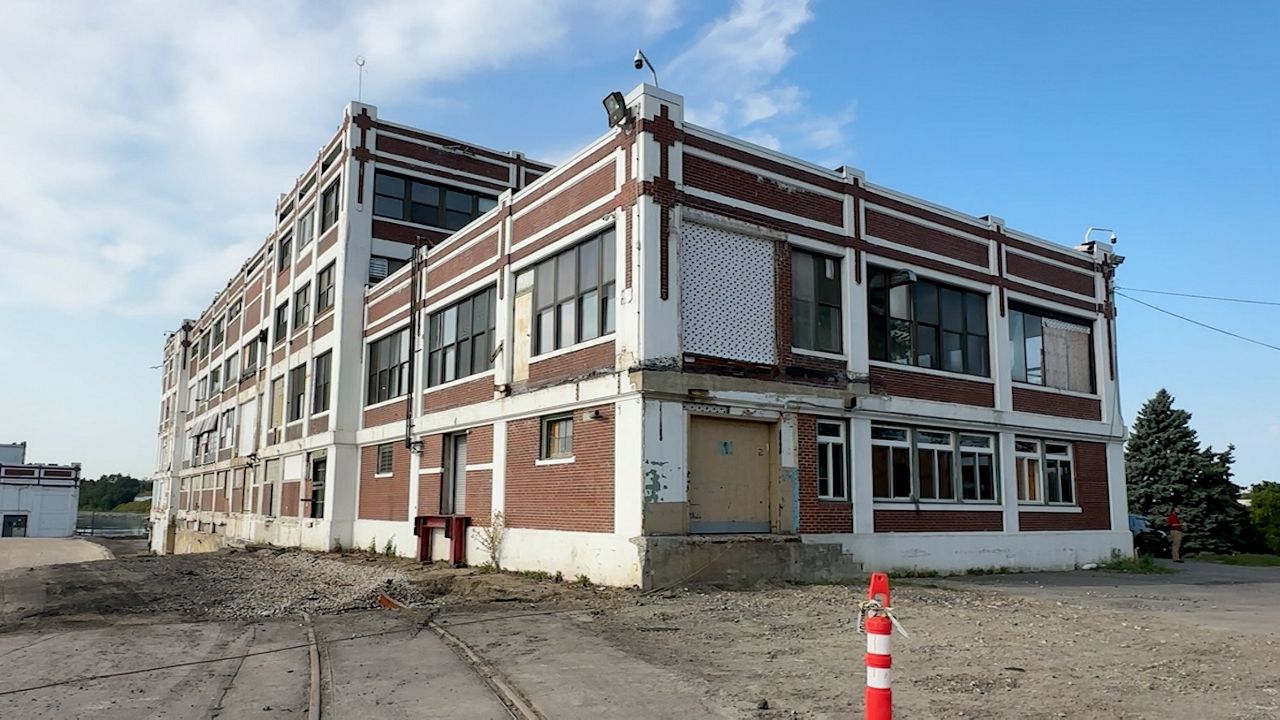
[1115,291,1280,353]
[1117,286,1280,307]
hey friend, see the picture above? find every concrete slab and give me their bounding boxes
[442,610,738,719]
[0,537,113,572]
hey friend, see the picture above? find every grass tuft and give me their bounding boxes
[1193,553,1280,567]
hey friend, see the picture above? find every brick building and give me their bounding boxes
[150,85,1131,585]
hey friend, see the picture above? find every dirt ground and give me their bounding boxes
[3,550,1278,719]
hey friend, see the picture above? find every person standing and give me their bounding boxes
[1167,507,1185,562]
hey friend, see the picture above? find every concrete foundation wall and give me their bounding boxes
[351,518,417,558]
[173,528,229,554]
[473,527,642,587]
[809,530,1133,573]
[640,536,861,590]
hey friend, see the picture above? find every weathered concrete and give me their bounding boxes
[443,610,738,719]
[173,527,230,554]
[0,537,112,572]
[640,535,861,589]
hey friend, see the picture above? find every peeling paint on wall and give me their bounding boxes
[643,460,669,503]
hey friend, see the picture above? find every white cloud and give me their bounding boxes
[666,0,853,162]
[0,0,677,318]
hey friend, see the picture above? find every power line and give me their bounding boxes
[1117,286,1280,307]
[1115,291,1280,353]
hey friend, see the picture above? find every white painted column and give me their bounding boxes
[851,417,875,534]
[779,412,799,533]
[614,397,645,537]
[1106,440,1128,533]
[999,432,1020,532]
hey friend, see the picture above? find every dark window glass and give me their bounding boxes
[376,443,393,474]
[370,170,495,230]
[287,364,306,422]
[868,267,989,378]
[321,180,340,231]
[293,283,310,330]
[427,286,496,387]
[317,263,336,312]
[791,249,843,353]
[533,230,616,354]
[541,416,573,459]
[312,351,332,414]
[366,329,409,405]
[274,303,289,344]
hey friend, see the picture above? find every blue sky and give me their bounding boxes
[2,1,1277,487]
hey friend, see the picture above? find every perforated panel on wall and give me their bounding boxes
[680,222,776,364]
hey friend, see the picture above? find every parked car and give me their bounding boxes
[1128,513,1168,557]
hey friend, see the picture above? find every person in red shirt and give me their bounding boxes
[1167,507,1185,562]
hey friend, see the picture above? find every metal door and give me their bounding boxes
[688,417,773,533]
[442,433,467,515]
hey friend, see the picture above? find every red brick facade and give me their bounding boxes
[865,210,990,267]
[874,509,1003,533]
[1019,442,1111,531]
[1012,386,1102,420]
[869,365,996,407]
[683,154,843,226]
[796,415,853,533]
[526,341,615,389]
[358,442,410,521]
[505,404,614,533]
[423,376,494,413]
[1005,251,1095,296]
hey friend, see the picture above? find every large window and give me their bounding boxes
[532,230,616,355]
[316,262,336,313]
[293,283,311,330]
[277,232,292,273]
[223,352,239,385]
[372,171,498,231]
[309,455,326,519]
[321,179,340,231]
[212,319,224,347]
[297,205,315,248]
[868,267,989,377]
[872,425,997,502]
[428,286,496,387]
[541,415,573,459]
[366,329,410,405]
[792,249,843,353]
[273,302,289,343]
[376,443,394,475]
[287,363,306,423]
[244,338,260,374]
[817,421,848,500]
[1010,306,1094,393]
[312,351,332,414]
[1016,438,1075,504]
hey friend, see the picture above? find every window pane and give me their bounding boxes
[428,313,442,350]
[889,284,911,320]
[872,446,890,497]
[913,282,938,325]
[477,196,497,213]
[375,174,404,197]
[473,332,489,371]
[816,305,841,353]
[1046,443,1070,456]
[445,190,472,212]
[428,349,442,387]
[918,449,936,499]
[1025,317,1043,385]
[1046,463,1061,502]
[556,252,576,302]
[918,430,951,446]
[977,455,994,500]
[832,449,846,499]
[443,347,456,382]
[942,331,964,373]
[412,182,439,206]
[580,290,599,341]
[444,210,469,230]
[892,447,912,498]
[916,324,938,368]
[558,301,576,347]
[442,307,457,344]
[817,449,830,497]
[1059,461,1074,503]
[538,309,555,354]
[871,426,908,442]
[374,196,404,219]
[602,282,615,333]
[868,287,888,361]
[601,230,616,283]
[578,238,599,293]
[472,292,489,335]
[1026,458,1040,501]
[937,451,954,499]
[1010,311,1026,382]
[817,256,841,306]
[1015,439,1038,453]
[456,298,472,337]
[792,250,815,302]
[792,299,814,350]
[535,260,555,309]
[940,288,964,331]
[410,203,438,226]
[457,338,471,377]
[817,422,842,438]
[966,334,989,376]
[966,293,987,335]
[890,319,912,364]
[959,435,991,449]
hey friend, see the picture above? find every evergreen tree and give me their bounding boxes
[1125,389,1251,555]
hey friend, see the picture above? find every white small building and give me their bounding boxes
[0,443,82,538]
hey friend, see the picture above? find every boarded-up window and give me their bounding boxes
[681,222,776,364]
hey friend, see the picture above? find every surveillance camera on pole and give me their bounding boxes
[634,49,658,87]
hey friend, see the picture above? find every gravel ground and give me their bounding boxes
[592,582,1280,720]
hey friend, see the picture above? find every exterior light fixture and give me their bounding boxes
[603,91,630,129]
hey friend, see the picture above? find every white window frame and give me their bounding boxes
[871,425,999,504]
[1014,438,1078,506]
[375,443,394,477]
[816,420,848,501]
[870,425,913,500]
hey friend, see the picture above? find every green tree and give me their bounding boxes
[78,473,143,511]
[1125,389,1251,555]
[1249,482,1280,554]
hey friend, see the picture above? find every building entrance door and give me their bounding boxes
[442,433,467,515]
[2,514,28,537]
[688,417,773,533]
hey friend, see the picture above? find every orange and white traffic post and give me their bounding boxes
[861,573,894,720]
